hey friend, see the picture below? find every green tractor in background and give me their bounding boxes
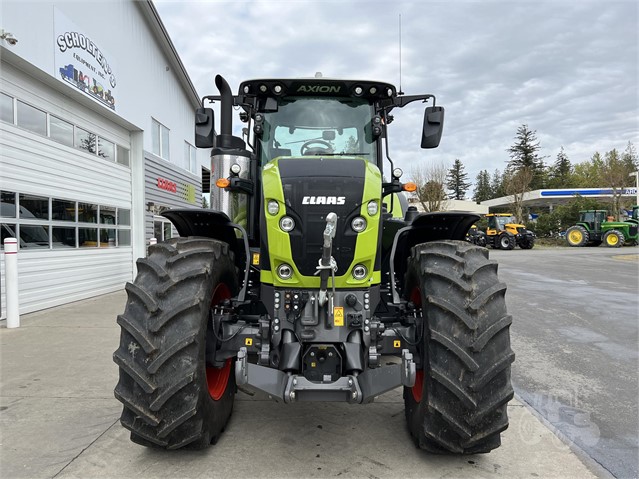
[565,208,639,247]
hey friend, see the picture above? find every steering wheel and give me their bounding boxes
[300,139,334,156]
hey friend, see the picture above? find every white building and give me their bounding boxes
[1,1,209,316]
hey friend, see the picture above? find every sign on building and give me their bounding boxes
[54,9,117,111]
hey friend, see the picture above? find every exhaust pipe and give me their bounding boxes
[215,74,233,138]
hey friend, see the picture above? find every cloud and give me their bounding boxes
[155,0,638,187]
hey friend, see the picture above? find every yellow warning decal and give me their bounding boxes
[245,338,253,346]
[334,307,344,326]
[252,253,260,266]
[393,340,401,348]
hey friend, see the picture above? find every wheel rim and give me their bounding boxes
[569,230,582,244]
[410,287,424,403]
[207,283,232,401]
[607,234,618,246]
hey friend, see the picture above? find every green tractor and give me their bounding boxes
[565,209,639,247]
[113,75,514,453]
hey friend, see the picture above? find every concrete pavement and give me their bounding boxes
[1,290,609,478]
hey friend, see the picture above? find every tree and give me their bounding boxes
[491,169,505,199]
[503,166,534,224]
[506,124,547,189]
[473,170,492,203]
[602,148,632,220]
[621,141,638,172]
[548,146,573,188]
[572,152,604,187]
[446,159,471,200]
[411,161,448,212]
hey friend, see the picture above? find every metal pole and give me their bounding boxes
[630,171,639,206]
[3,238,19,328]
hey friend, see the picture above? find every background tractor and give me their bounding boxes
[566,209,639,247]
[485,213,535,250]
[114,75,514,454]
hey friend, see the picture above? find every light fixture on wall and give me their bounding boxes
[0,29,18,46]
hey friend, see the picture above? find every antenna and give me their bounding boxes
[398,14,404,95]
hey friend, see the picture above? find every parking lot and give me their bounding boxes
[2,246,631,478]
[492,246,639,479]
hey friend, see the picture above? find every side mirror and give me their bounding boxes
[195,107,215,148]
[421,106,444,149]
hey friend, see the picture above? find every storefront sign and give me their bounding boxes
[54,9,117,111]
[157,177,177,193]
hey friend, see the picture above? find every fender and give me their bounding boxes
[387,212,479,304]
[161,209,250,301]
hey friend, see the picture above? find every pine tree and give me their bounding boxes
[548,146,572,188]
[473,170,492,203]
[445,159,471,200]
[506,124,547,189]
[490,169,505,198]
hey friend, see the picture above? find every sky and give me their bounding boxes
[155,0,638,191]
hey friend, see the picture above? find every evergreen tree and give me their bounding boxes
[548,146,572,188]
[490,169,505,198]
[445,159,471,200]
[621,141,638,171]
[506,124,547,189]
[473,170,492,203]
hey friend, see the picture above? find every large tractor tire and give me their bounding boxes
[518,237,535,249]
[498,233,515,250]
[113,237,238,449]
[603,229,625,248]
[566,225,589,247]
[403,240,515,454]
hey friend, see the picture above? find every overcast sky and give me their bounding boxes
[155,0,638,190]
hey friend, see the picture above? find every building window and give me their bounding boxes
[16,100,47,136]
[1,92,14,124]
[152,118,169,159]
[1,191,17,218]
[52,199,76,221]
[185,141,197,173]
[153,218,173,242]
[19,194,49,220]
[0,191,131,250]
[49,115,74,147]
[117,145,130,167]
[76,127,97,154]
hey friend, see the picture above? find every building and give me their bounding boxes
[481,187,639,211]
[1,1,208,317]
[407,196,489,215]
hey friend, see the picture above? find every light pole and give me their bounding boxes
[630,171,639,206]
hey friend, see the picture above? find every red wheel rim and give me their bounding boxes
[410,286,423,403]
[207,283,232,401]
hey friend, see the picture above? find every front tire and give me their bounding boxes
[603,229,624,248]
[566,226,589,247]
[113,237,238,449]
[403,241,514,454]
[499,233,515,250]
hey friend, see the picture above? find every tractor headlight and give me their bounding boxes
[351,216,367,232]
[352,264,368,280]
[279,216,295,232]
[267,200,279,216]
[367,200,378,216]
[277,263,293,280]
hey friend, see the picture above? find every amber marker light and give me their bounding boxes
[403,182,417,192]
[216,178,230,188]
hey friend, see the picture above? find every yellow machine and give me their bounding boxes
[485,214,535,249]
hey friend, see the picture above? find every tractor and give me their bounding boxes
[484,213,535,250]
[566,209,639,247]
[466,224,487,247]
[114,75,514,453]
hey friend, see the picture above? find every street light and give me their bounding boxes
[630,171,639,206]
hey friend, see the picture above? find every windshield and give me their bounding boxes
[258,97,376,166]
[497,216,516,227]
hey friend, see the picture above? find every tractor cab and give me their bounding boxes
[579,210,607,232]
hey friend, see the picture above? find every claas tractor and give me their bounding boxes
[114,75,514,453]
[566,209,639,247]
[485,213,535,250]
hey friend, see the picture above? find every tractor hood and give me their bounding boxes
[261,157,382,286]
